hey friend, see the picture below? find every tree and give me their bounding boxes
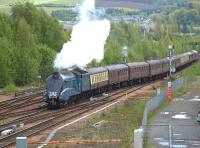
[11,2,67,51]
[14,18,40,85]
[172,8,199,32]
[0,14,13,40]
[0,38,16,87]
[38,45,56,80]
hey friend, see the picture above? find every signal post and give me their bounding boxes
[168,45,174,103]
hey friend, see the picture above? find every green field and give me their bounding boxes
[0,0,83,14]
[0,0,83,5]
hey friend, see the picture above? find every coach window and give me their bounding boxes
[95,76,97,84]
[94,76,96,83]
[91,76,93,84]
[98,74,101,82]
[97,74,100,82]
[99,73,101,82]
[96,74,98,83]
[93,76,95,84]
[98,74,100,82]
[92,76,94,84]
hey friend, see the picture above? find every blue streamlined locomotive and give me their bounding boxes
[43,70,90,107]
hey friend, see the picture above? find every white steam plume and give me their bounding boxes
[54,0,110,70]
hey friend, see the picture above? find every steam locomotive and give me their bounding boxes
[43,51,199,108]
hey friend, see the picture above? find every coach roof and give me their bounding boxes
[127,62,148,67]
[147,59,162,64]
[106,64,128,70]
[86,67,108,74]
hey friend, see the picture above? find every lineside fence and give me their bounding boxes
[133,77,187,148]
[142,77,187,131]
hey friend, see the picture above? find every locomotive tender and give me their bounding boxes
[43,51,199,108]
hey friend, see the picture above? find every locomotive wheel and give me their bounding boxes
[67,97,75,106]
[67,96,79,106]
[56,100,60,108]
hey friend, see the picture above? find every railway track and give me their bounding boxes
[0,105,46,119]
[0,98,43,116]
[0,80,156,147]
[0,90,44,109]
[0,107,47,130]
[0,98,114,147]
[0,89,45,125]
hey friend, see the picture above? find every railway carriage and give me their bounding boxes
[86,67,109,94]
[147,60,163,80]
[127,62,150,84]
[161,58,170,76]
[106,64,129,87]
[188,50,198,62]
[175,53,190,71]
[180,53,190,66]
[172,56,181,71]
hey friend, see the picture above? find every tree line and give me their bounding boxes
[0,3,68,87]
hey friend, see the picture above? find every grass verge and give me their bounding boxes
[50,100,146,148]
[0,82,43,94]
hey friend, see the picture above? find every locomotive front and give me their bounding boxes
[43,72,63,107]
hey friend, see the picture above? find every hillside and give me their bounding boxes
[0,0,83,13]
[0,0,83,5]
[95,0,154,10]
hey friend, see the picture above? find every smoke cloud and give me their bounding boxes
[54,0,110,70]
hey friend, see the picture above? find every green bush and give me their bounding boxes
[3,84,17,94]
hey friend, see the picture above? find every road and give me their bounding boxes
[147,79,200,148]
